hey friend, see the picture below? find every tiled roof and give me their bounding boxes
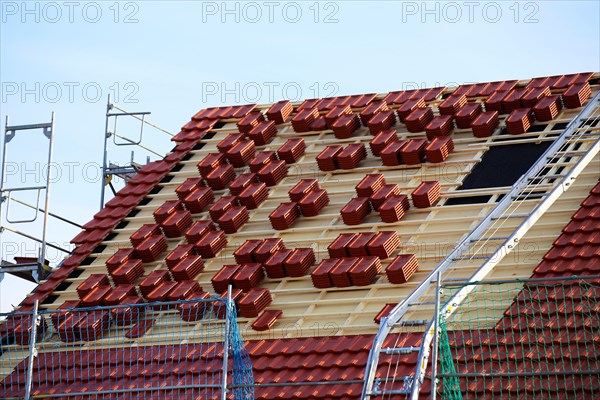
[533,182,600,277]
[2,333,425,399]
[1,72,599,399]
[443,181,600,398]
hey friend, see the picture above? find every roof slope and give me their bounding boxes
[1,73,599,399]
[2,182,598,399]
[445,181,600,398]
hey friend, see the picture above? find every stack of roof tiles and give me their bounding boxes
[386,254,420,283]
[425,137,454,163]
[366,110,396,134]
[379,141,407,166]
[533,95,562,121]
[171,255,204,281]
[249,151,276,173]
[248,121,277,145]
[316,145,342,171]
[397,97,426,121]
[135,235,168,262]
[291,108,319,132]
[505,108,534,135]
[232,263,265,291]
[411,181,441,208]
[237,111,264,133]
[225,139,256,167]
[425,115,454,140]
[379,194,410,223]
[185,220,215,243]
[331,113,361,138]
[327,233,357,258]
[284,248,316,277]
[269,202,300,230]
[195,230,227,258]
[255,238,285,263]
[341,197,371,225]
[277,138,306,164]
[264,249,292,278]
[238,288,272,317]
[110,259,144,285]
[336,143,367,170]
[405,107,434,132]
[370,184,401,211]
[400,139,428,165]
[471,111,499,137]
[266,100,293,124]
[209,196,238,221]
[205,163,236,190]
[161,210,193,237]
[165,244,195,268]
[258,159,287,186]
[298,189,330,217]
[455,103,482,128]
[370,129,398,156]
[438,94,467,115]
[563,82,591,108]
[238,182,269,209]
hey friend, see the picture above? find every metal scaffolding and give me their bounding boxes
[99,95,173,210]
[0,113,72,283]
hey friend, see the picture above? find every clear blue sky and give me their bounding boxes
[1,0,599,312]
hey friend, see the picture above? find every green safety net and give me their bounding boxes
[436,277,600,399]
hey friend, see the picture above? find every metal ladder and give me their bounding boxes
[361,90,600,399]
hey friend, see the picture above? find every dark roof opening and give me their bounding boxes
[55,282,72,292]
[212,121,227,130]
[203,130,218,140]
[181,152,194,162]
[68,268,84,278]
[41,294,59,305]
[160,175,174,184]
[553,122,568,130]
[445,141,552,206]
[528,124,547,133]
[445,195,492,205]
[80,257,95,266]
[104,232,118,242]
[171,164,184,172]
[127,208,140,218]
[115,220,129,230]
[92,244,107,254]
[149,185,164,195]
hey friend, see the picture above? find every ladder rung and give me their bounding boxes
[373,389,411,396]
[408,301,436,306]
[512,193,547,200]
[398,319,428,327]
[527,174,566,180]
[452,255,490,261]
[390,319,429,327]
[470,236,510,242]
[382,347,420,355]
[491,213,529,220]
[547,152,585,159]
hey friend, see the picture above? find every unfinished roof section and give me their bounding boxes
[6,73,600,345]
